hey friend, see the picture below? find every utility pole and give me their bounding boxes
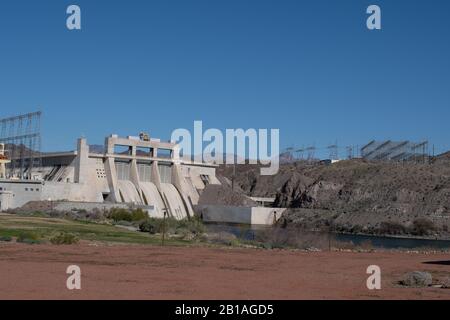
[48,198,53,213]
[162,211,166,246]
[231,161,236,191]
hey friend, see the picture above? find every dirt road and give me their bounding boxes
[0,242,449,299]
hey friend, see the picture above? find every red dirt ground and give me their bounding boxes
[0,242,449,300]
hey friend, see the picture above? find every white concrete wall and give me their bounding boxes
[0,191,13,211]
[41,181,103,203]
[0,181,43,208]
[195,205,285,225]
[195,205,286,225]
[251,207,286,225]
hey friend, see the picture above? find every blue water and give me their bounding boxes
[334,233,450,250]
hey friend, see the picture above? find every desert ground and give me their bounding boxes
[0,242,449,300]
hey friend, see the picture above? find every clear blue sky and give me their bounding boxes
[0,0,449,157]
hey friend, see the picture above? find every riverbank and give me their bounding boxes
[335,230,450,242]
[204,223,450,251]
[2,212,450,252]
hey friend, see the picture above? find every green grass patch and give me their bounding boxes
[16,211,51,218]
[0,214,190,246]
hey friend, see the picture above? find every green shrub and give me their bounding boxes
[17,232,41,244]
[49,232,79,245]
[139,217,178,234]
[131,209,148,221]
[108,208,148,222]
[139,219,156,233]
[176,217,205,235]
[0,236,12,242]
[108,208,132,221]
[229,238,241,247]
[139,217,205,236]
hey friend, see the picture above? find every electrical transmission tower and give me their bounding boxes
[327,141,338,160]
[306,145,316,162]
[285,147,294,162]
[295,147,305,160]
[412,141,428,163]
[0,111,42,179]
[346,146,353,159]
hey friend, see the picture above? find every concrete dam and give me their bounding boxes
[0,133,220,219]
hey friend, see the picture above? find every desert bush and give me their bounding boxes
[108,208,148,222]
[49,232,79,245]
[139,217,178,234]
[411,218,436,236]
[255,227,330,250]
[204,231,238,246]
[139,217,205,237]
[0,236,12,242]
[175,217,205,235]
[378,221,407,235]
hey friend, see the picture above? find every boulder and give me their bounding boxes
[399,271,432,287]
[441,277,450,289]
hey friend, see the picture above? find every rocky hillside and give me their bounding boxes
[218,157,450,238]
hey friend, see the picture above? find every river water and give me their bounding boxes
[204,223,450,250]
